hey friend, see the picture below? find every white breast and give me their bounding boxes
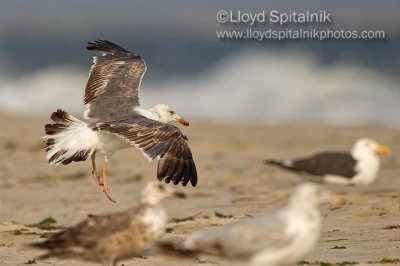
[140,206,168,236]
[352,154,380,185]
[250,210,321,266]
[96,131,131,161]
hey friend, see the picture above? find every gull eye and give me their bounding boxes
[158,184,165,190]
[169,110,175,115]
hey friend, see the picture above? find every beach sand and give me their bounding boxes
[0,114,399,265]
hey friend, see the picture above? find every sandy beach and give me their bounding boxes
[0,114,399,265]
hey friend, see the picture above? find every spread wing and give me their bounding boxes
[93,115,197,187]
[292,152,357,178]
[84,40,146,119]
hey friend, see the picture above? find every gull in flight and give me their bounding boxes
[44,40,197,202]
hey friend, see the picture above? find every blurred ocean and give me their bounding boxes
[0,0,399,125]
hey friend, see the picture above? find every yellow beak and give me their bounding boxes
[177,118,190,127]
[376,145,391,156]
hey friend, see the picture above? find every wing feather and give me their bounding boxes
[93,116,197,187]
[84,40,146,119]
[292,152,357,178]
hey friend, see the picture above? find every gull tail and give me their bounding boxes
[28,242,56,260]
[44,109,97,165]
[264,159,296,171]
[29,242,77,260]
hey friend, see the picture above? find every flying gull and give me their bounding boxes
[30,182,186,266]
[264,138,390,185]
[158,183,341,266]
[44,40,197,202]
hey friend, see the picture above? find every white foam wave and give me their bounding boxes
[0,65,86,114]
[0,50,399,125]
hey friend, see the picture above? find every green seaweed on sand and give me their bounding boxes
[165,227,174,233]
[28,217,59,230]
[24,259,36,264]
[125,174,143,182]
[330,245,347,249]
[368,258,400,264]
[172,213,202,223]
[336,262,358,266]
[2,140,17,152]
[383,225,400,229]
[13,229,39,236]
[214,211,233,218]
[297,261,358,266]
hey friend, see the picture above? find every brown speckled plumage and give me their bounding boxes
[30,182,186,266]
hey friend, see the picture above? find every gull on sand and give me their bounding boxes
[30,182,185,266]
[265,138,390,186]
[158,183,341,266]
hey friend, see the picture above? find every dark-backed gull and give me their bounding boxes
[264,138,390,185]
[30,182,185,265]
[43,40,197,202]
[158,183,341,266]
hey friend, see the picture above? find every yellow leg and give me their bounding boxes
[102,162,116,203]
[90,152,103,186]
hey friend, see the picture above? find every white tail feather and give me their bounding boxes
[44,109,98,165]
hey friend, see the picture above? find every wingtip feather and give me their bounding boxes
[86,39,129,54]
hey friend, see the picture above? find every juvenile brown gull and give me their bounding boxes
[30,182,185,266]
[158,183,341,266]
[43,40,197,202]
[265,138,390,186]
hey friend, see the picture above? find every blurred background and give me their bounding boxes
[0,0,399,125]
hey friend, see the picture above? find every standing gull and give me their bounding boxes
[158,183,340,266]
[43,40,197,202]
[265,138,390,185]
[30,182,185,266]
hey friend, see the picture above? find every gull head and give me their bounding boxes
[352,138,390,157]
[150,104,190,126]
[140,182,186,205]
[290,183,343,209]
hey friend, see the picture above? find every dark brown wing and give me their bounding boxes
[292,152,357,178]
[93,115,197,187]
[31,207,143,250]
[84,40,146,119]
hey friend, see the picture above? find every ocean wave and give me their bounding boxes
[0,50,399,125]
